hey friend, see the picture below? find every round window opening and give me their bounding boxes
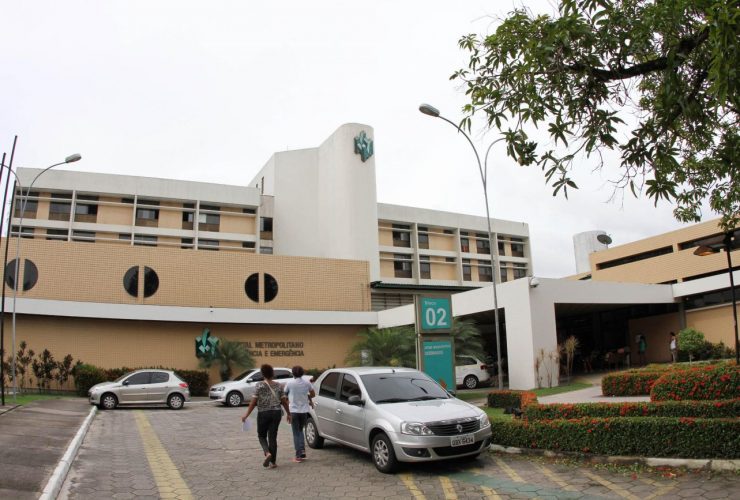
[244,273,278,303]
[4,259,38,291]
[123,266,159,298]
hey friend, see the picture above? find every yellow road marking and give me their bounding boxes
[645,481,676,500]
[536,463,578,491]
[134,411,193,500]
[480,485,501,499]
[439,476,458,499]
[399,473,426,500]
[495,458,524,483]
[583,470,638,500]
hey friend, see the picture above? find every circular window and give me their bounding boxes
[245,273,259,302]
[143,266,159,297]
[123,267,139,297]
[264,273,278,303]
[4,259,38,291]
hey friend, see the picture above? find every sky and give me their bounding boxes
[0,1,715,277]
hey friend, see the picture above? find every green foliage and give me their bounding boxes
[451,318,485,359]
[173,369,210,397]
[486,389,538,409]
[198,339,254,381]
[524,399,740,420]
[72,364,108,396]
[677,340,735,362]
[32,349,56,393]
[345,326,416,367]
[650,361,739,401]
[677,328,707,361]
[602,370,664,396]
[72,364,211,397]
[490,417,740,458]
[454,0,740,230]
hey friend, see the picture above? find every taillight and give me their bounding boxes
[480,365,487,370]
[179,382,189,388]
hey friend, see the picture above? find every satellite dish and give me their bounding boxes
[597,234,613,245]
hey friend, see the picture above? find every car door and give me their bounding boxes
[243,371,263,400]
[147,371,171,403]
[335,373,366,447]
[314,371,341,439]
[119,371,151,403]
[455,356,475,385]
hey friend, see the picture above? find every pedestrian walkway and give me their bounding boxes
[0,398,91,499]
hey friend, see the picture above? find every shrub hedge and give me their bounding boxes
[490,416,740,458]
[487,390,538,408]
[601,370,664,396]
[72,364,210,397]
[524,399,740,420]
[650,362,739,401]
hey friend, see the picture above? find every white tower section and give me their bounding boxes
[251,123,380,280]
[573,230,610,274]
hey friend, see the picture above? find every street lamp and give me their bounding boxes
[693,229,740,364]
[419,103,505,389]
[8,154,81,401]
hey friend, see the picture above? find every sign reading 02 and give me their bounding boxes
[415,295,452,334]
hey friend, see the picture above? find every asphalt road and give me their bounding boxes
[58,401,740,499]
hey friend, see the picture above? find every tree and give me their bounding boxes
[677,327,706,363]
[198,339,254,382]
[451,318,485,360]
[454,0,739,230]
[345,326,416,367]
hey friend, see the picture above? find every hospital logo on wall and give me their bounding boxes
[195,328,219,360]
[354,131,374,162]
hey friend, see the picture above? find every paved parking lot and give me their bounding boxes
[60,401,740,499]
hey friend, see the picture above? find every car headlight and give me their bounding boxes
[400,422,434,436]
[478,413,491,429]
[212,386,225,392]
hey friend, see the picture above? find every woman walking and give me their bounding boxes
[241,364,291,468]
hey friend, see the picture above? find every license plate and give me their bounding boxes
[450,433,474,447]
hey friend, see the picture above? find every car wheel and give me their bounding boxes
[372,433,398,474]
[464,375,479,389]
[99,393,118,410]
[305,417,324,449]
[167,393,185,410]
[226,391,243,407]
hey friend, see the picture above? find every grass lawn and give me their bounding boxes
[483,407,512,422]
[456,390,491,401]
[531,382,591,398]
[2,393,78,406]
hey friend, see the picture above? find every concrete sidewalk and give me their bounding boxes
[538,384,650,404]
[0,398,91,499]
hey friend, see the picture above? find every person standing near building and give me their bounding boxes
[241,364,291,468]
[669,332,678,363]
[638,334,648,366]
[284,365,315,462]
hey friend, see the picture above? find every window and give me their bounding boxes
[182,203,195,229]
[260,217,273,239]
[500,267,508,283]
[181,238,194,249]
[136,199,160,226]
[142,267,159,297]
[74,195,98,222]
[119,233,132,243]
[392,224,411,248]
[476,235,491,254]
[319,372,340,398]
[443,229,453,235]
[123,266,159,298]
[4,259,38,291]
[498,241,505,254]
[198,239,219,251]
[445,257,455,263]
[245,273,259,302]
[46,229,68,241]
[510,237,525,258]
[418,226,429,249]
[12,227,34,239]
[199,204,220,230]
[419,255,431,279]
[513,263,527,279]
[339,374,361,402]
[478,261,493,282]
[133,235,157,246]
[72,231,95,243]
[393,254,412,278]
[151,372,169,384]
[596,246,673,270]
[462,258,471,281]
[460,237,470,253]
[275,369,292,380]
[125,372,151,385]
[260,247,273,255]
[14,191,39,218]
[242,208,256,215]
[264,273,278,302]
[242,241,256,249]
[49,193,72,221]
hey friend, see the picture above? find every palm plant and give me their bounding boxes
[345,326,416,367]
[451,319,485,360]
[199,339,254,381]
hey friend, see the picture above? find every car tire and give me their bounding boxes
[99,393,118,410]
[226,391,243,407]
[463,375,479,389]
[372,433,399,474]
[167,393,185,410]
[305,417,324,449]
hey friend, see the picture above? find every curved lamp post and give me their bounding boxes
[9,154,81,401]
[693,230,740,364]
[419,103,505,390]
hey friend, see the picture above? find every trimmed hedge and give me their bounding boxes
[524,399,740,420]
[73,364,108,396]
[487,390,537,408]
[490,416,740,458]
[72,364,210,397]
[651,362,739,401]
[601,371,663,396]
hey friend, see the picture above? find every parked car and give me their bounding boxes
[455,355,491,389]
[305,367,492,473]
[88,369,190,410]
[209,366,311,407]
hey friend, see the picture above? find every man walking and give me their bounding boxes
[669,332,678,363]
[284,365,315,462]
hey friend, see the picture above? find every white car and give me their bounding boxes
[209,367,311,407]
[455,356,490,389]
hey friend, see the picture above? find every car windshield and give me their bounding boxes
[232,369,256,381]
[360,372,450,404]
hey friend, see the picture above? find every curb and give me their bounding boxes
[39,405,97,500]
[489,444,740,472]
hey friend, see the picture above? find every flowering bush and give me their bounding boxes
[601,371,664,396]
[490,416,740,458]
[487,390,538,408]
[524,399,740,420]
[650,361,739,401]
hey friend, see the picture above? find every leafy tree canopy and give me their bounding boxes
[454,0,739,229]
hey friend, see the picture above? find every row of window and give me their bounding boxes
[389,224,525,257]
[391,254,526,282]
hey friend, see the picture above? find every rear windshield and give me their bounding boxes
[360,372,450,404]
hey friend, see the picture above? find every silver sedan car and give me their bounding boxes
[305,367,492,473]
[88,369,190,410]
[209,367,296,407]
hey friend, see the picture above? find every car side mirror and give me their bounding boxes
[122,380,130,386]
[347,395,364,406]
